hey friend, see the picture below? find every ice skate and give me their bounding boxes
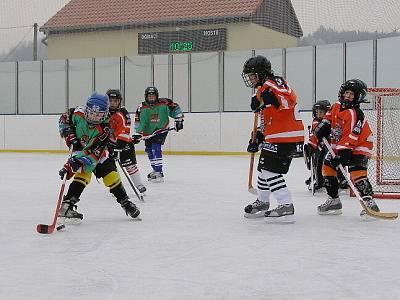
[360,196,380,218]
[265,204,295,223]
[120,198,141,219]
[317,196,342,215]
[136,184,147,194]
[244,199,270,218]
[58,196,83,224]
[148,171,164,183]
[339,180,349,190]
[147,171,156,180]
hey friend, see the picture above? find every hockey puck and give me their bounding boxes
[56,224,65,231]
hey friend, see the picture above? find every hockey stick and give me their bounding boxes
[248,113,258,195]
[140,127,176,141]
[36,171,68,234]
[310,154,315,195]
[322,137,398,220]
[114,152,144,202]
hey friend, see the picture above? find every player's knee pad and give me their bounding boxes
[73,172,92,186]
[354,178,373,197]
[102,171,121,189]
[324,176,339,198]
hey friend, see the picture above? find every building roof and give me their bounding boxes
[41,0,302,37]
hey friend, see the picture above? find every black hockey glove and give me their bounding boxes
[250,95,266,112]
[175,119,184,132]
[59,157,82,180]
[132,134,142,144]
[329,149,352,169]
[314,119,331,141]
[247,130,264,153]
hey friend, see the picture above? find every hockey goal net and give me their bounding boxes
[364,88,400,199]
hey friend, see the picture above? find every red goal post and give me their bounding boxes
[364,87,400,199]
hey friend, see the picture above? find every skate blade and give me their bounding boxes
[149,179,164,183]
[360,211,379,222]
[58,216,83,225]
[244,211,267,219]
[317,209,342,216]
[264,214,296,224]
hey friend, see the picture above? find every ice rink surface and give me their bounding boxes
[0,152,399,300]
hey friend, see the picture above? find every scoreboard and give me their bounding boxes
[138,28,227,55]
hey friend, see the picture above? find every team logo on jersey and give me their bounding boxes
[150,114,160,123]
[81,135,89,147]
[331,124,343,142]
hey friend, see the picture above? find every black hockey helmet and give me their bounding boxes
[312,100,331,119]
[145,86,159,105]
[241,55,273,87]
[338,79,368,108]
[106,89,122,113]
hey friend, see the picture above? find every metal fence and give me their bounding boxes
[1,35,400,115]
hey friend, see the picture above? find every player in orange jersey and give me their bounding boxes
[314,79,379,216]
[242,55,305,223]
[107,89,146,194]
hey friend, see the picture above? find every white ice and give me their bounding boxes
[0,153,399,300]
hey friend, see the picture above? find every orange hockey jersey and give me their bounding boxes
[256,77,304,144]
[308,119,320,149]
[108,107,132,143]
[324,102,373,157]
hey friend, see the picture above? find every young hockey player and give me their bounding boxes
[304,100,331,191]
[58,92,140,221]
[106,89,146,194]
[305,100,349,192]
[242,55,304,222]
[314,79,379,216]
[133,86,184,183]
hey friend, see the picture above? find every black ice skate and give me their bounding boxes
[120,198,141,219]
[148,171,164,183]
[317,196,342,215]
[244,199,270,218]
[136,184,147,194]
[339,180,349,190]
[265,204,295,223]
[360,196,380,217]
[58,196,83,223]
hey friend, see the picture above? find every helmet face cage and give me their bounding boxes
[85,93,109,124]
[338,79,367,107]
[312,100,331,119]
[145,86,159,104]
[106,89,122,112]
[241,55,272,88]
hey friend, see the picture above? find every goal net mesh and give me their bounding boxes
[364,88,400,197]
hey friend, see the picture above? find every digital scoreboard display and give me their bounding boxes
[138,28,227,55]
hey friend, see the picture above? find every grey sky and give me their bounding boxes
[1,0,400,53]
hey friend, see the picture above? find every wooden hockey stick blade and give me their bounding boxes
[359,201,398,220]
[248,187,258,195]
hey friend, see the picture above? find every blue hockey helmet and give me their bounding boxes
[85,92,109,124]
